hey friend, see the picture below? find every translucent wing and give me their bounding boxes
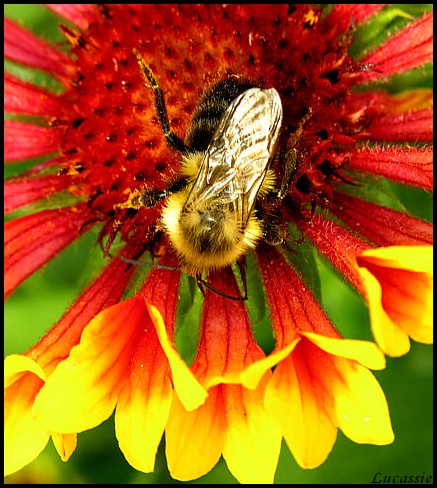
[184,87,283,222]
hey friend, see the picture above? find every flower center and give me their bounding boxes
[55,4,360,257]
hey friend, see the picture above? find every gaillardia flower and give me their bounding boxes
[4,4,432,483]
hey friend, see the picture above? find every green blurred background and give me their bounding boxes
[4,4,433,484]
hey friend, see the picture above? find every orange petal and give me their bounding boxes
[222,383,282,484]
[265,352,337,469]
[147,304,207,411]
[165,269,282,482]
[166,381,282,484]
[240,339,300,389]
[189,268,269,390]
[115,324,173,473]
[303,332,386,370]
[52,433,77,462]
[33,297,150,433]
[4,355,49,476]
[165,388,226,481]
[357,245,433,356]
[265,335,393,469]
[303,334,394,445]
[326,359,394,446]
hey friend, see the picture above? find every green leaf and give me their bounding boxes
[174,274,202,365]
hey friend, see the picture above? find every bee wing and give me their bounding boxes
[185,87,283,221]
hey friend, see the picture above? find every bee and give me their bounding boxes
[126,49,301,300]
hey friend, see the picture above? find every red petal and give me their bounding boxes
[4,175,70,214]
[4,121,61,162]
[350,89,433,117]
[27,252,136,370]
[330,192,433,246]
[324,4,385,36]
[4,18,74,82]
[139,257,181,335]
[45,4,99,30]
[193,268,265,381]
[298,215,369,294]
[4,72,62,116]
[257,244,341,348]
[4,204,93,299]
[349,145,433,190]
[360,13,433,82]
[364,107,433,142]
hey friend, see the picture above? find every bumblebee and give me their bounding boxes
[129,49,299,298]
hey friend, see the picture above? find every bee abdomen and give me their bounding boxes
[182,209,238,254]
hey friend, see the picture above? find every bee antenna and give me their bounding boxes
[120,256,179,271]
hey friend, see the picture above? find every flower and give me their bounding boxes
[4,4,433,483]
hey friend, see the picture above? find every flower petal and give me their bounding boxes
[115,316,173,473]
[326,359,394,445]
[240,340,299,390]
[4,17,74,81]
[33,297,150,433]
[357,246,433,356]
[360,245,432,272]
[303,332,386,370]
[166,381,282,484]
[51,433,77,462]
[324,4,385,36]
[4,72,62,116]
[222,383,282,484]
[265,337,394,469]
[265,351,337,469]
[141,265,207,410]
[4,252,136,476]
[27,252,137,372]
[4,354,46,387]
[358,267,411,356]
[4,121,61,162]
[45,4,99,30]
[365,106,433,142]
[299,216,369,294]
[5,175,71,214]
[360,12,433,82]
[113,263,207,473]
[4,205,93,299]
[4,355,49,476]
[165,389,226,481]
[348,145,433,190]
[189,268,268,389]
[147,304,207,411]
[166,268,281,483]
[330,192,433,246]
[257,244,343,344]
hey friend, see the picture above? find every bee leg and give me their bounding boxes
[195,276,207,298]
[133,48,187,153]
[276,147,298,200]
[236,259,248,301]
[262,213,285,246]
[196,274,248,301]
[275,108,313,201]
